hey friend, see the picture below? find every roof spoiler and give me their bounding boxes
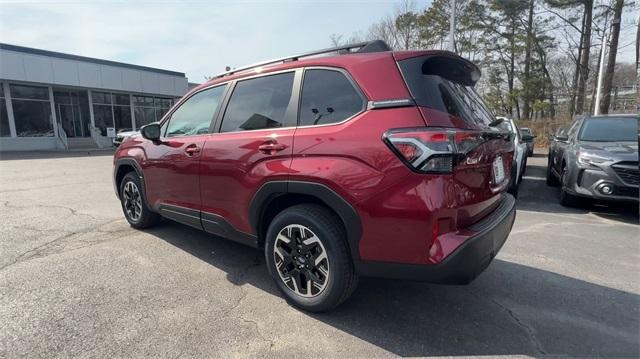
[214,40,391,79]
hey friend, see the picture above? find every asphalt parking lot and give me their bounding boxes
[1,150,638,358]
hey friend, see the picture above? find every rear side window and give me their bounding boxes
[398,55,495,127]
[164,85,225,137]
[220,72,294,132]
[299,69,364,126]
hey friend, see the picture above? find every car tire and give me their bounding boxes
[546,156,559,186]
[559,167,580,207]
[119,172,161,229]
[265,204,358,313]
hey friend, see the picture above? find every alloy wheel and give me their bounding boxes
[273,224,329,298]
[123,181,142,222]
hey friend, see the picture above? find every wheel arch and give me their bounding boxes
[250,181,362,260]
[114,158,145,200]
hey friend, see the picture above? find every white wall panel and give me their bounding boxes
[23,54,53,83]
[100,65,123,91]
[121,69,142,92]
[52,58,79,85]
[1,48,188,97]
[0,51,26,80]
[77,62,101,88]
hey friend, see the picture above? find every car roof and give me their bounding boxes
[584,114,639,120]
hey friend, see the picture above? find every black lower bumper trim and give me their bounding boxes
[355,194,517,284]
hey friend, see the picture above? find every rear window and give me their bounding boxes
[579,117,638,142]
[398,55,495,127]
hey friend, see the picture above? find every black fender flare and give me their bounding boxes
[113,158,146,201]
[249,180,363,260]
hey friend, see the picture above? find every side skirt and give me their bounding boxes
[158,204,258,248]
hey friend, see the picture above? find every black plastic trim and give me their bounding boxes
[355,194,516,284]
[201,212,258,248]
[249,180,363,259]
[158,204,203,230]
[113,158,145,200]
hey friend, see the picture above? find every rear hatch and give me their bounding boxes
[391,51,514,226]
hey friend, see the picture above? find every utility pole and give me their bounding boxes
[449,0,457,52]
[594,0,609,116]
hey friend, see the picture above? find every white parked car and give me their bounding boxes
[112,129,138,147]
[496,116,528,197]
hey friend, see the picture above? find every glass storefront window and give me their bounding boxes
[53,88,91,138]
[93,104,112,136]
[10,84,49,100]
[91,91,132,134]
[12,100,54,137]
[114,106,132,132]
[133,95,173,127]
[92,92,112,105]
[10,84,53,137]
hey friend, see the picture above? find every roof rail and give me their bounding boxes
[213,39,391,79]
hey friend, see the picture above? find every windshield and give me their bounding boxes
[579,117,638,142]
[496,120,514,133]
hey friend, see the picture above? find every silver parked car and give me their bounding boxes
[546,115,639,206]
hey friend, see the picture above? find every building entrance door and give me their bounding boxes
[53,89,91,137]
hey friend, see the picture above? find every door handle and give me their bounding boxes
[184,144,201,156]
[258,141,287,154]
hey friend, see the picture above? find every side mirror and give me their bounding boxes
[140,123,161,141]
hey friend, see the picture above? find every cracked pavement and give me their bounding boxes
[1,151,638,358]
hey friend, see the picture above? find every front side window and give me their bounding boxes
[299,69,363,126]
[220,72,294,133]
[164,85,226,137]
[10,84,53,137]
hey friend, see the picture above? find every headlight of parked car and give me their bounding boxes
[577,152,610,167]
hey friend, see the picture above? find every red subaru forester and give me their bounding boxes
[114,40,516,312]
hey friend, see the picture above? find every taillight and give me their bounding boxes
[383,127,487,174]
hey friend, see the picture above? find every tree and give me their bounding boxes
[521,0,535,119]
[599,0,625,114]
[546,0,594,116]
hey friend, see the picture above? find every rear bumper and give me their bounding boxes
[355,194,516,284]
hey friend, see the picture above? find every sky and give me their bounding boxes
[0,0,636,84]
[0,0,405,82]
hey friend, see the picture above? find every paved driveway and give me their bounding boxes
[1,151,638,357]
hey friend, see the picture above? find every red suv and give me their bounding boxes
[114,40,516,312]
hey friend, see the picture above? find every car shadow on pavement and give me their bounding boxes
[519,163,638,225]
[147,222,640,358]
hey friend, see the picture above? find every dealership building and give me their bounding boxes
[0,43,191,151]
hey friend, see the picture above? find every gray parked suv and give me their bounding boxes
[547,115,639,206]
